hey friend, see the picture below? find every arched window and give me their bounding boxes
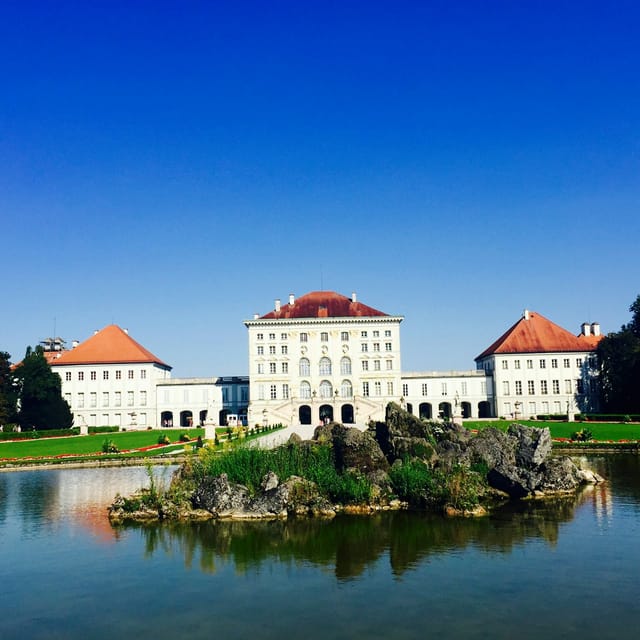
[340,357,352,375]
[319,357,332,375]
[300,381,311,399]
[299,358,310,376]
[340,380,353,398]
[319,380,333,398]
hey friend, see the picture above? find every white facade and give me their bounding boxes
[54,360,170,430]
[244,292,403,427]
[401,370,492,420]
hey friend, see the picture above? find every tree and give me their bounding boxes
[12,346,73,430]
[0,351,17,427]
[597,295,640,413]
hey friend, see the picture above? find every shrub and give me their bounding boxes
[102,439,119,453]
[158,434,171,445]
[179,433,191,442]
[571,428,593,442]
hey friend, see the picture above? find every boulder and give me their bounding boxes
[508,424,552,468]
[331,424,389,473]
[467,427,516,469]
[191,473,250,517]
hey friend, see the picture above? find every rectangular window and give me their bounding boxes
[541,380,548,395]
[270,385,277,400]
[141,370,146,379]
[386,359,393,370]
[373,330,379,338]
[361,331,368,338]
[529,402,536,416]
[577,379,584,394]
[102,414,109,426]
[341,331,349,341]
[540,359,546,369]
[282,362,288,374]
[551,359,558,369]
[563,358,570,368]
[269,345,276,355]
[528,380,535,395]
[362,360,369,371]
[461,381,468,395]
[282,384,289,400]
[140,391,147,406]
[269,362,276,374]
[503,402,512,416]
[374,360,381,371]
[373,342,380,352]
[565,379,572,394]
[257,333,263,340]
[116,370,121,380]
[503,381,510,396]
[527,359,533,369]
[103,371,109,380]
[257,364,264,374]
[77,393,84,408]
[363,382,369,397]
[387,381,394,395]
[402,383,409,396]
[361,343,368,352]
[78,371,84,381]
[128,370,134,379]
[514,360,521,370]
[321,332,328,342]
[258,385,265,400]
[281,333,287,340]
[374,381,382,396]
[441,383,448,396]
[300,333,308,343]
[127,391,134,406]
[269,333,275,340]
[102,392,108,407]
[552,380,560,394]
[542,401,549,414]
[502,360,508,370]
[385,330,391,337]
[515,381,522,395]
[257,346,264,355]
[65,372,72,381]
[481,382,487,394]
[421,383,428,396]
[90,371,96,381]
[115,392,121,407]
[90,392,97,407]
[553,401,561,414]
[576,358,582,367]
[281,345,288,355]
[385,342,392,351]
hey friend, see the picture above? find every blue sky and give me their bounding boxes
[2,1,639,376]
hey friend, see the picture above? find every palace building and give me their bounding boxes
[46,291,603,430]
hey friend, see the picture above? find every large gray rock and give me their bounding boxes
[191,473,249,516]
[508,424,552,468]
[331,424,389,473]
[467,427,517,469]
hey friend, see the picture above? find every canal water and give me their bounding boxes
[1,455,639,639]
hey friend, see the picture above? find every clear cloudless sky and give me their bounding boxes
[1,0,639,376]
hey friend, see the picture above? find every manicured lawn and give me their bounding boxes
[464,420,640,442]
[0,428,205,460]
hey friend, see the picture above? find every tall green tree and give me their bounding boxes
[12,346,73,430]
[597,294,640,413]
[0,351,17,427]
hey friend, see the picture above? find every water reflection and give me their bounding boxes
[118,488,593,581]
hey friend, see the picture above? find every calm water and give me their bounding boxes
[1,456,639,640]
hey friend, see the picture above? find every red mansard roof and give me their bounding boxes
[476,311,602,360]
[51,325,171,368]
[259,291,389,320]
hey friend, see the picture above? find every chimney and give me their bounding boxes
[275,299,281,312]
[523,309,530,320]
[72,340,79,349]
[94,329,99,335]
[123,328,129,335]
[591,322,601,337]
[253,313,259,320]
[581,322,591,337]
[351,292,357,303]
[289,293,295,306]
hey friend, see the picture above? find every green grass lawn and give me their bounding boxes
[464,419,640,441]
[0,428,206,460]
